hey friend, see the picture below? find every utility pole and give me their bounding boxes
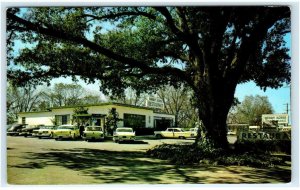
[284,103,289,114]
[283,103,289,126]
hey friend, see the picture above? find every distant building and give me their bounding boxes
[18,102,175,131]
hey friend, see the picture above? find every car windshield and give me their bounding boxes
[116,128,133,132]
[86,127,102,131]
[57,126,74,130]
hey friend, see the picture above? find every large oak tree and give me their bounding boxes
[7,7,290,149]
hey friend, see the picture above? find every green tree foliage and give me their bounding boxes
[105,108,122,135]
[7,7,290,149]
[72,106,90,126]
[233,95,274,126]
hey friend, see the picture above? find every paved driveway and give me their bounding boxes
[6,136,290,185]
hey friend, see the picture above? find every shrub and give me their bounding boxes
[146,142,287,167]
[234,140,291,154]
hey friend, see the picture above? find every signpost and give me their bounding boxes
[238,131,291,141]
[261,114,289,126]
[145,96,164,109]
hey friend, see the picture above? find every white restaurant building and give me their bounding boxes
[17,102,175,131]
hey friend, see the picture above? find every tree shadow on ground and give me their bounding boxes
[118,140,148,144]
[8,148,291,184]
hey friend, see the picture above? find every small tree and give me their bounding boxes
[105,108,122,136]
[232,95,273,126]
[41,83,85,107]
[72,106,90,137]
[72,106,90,126]
[157,85,198,128]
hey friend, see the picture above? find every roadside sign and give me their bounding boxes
[238,131,291,141]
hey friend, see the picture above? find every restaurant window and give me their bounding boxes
[22,117,26,124]
[123,114,146,129]
[55,114,70,125]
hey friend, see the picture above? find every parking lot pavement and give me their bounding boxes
[6,135,290,184]
[7,135,194,153]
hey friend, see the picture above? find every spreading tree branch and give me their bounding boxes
[7,12,190,85]
[81,10,156,21]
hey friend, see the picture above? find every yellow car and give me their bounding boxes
[52,124,80,140]
[82,126,104,142]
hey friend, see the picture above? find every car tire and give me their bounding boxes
[155,134,162,139]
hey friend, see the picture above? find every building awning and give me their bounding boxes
[73,114,92,117]
[91,114,106,117]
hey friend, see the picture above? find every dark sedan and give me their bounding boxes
[7,124,28,136]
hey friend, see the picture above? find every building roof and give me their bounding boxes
[50,102,155,111]
[19,102,172,116]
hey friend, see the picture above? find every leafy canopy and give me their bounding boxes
[7,7,290,98]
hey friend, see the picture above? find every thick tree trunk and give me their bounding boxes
[196,106,229,149]
[194,80,236,150]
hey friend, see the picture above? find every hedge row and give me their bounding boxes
[146,140,290,167]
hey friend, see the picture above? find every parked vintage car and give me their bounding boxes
[19,125,43,137]
[52,124,80,140]
[7,124,28,136]
[82,126,104,141]
[34,125,57,139]
[154,128,193,139]
[113,127,135,143]
[189,128,199,138]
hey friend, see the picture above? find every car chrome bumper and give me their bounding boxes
[114,136,135,141]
